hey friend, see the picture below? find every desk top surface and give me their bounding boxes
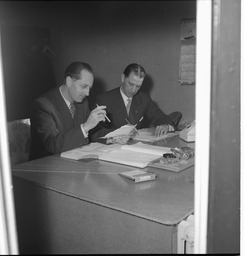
[12,133,194,225]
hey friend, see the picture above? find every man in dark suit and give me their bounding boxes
[90,63,181,141]
[29,61,108,160]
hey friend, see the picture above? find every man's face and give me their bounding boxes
[121,72,144,98]
[68,70,94,103]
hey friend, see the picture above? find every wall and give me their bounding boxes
[0,1,63,121]
[0,1,196,123]
[60,1,196,122]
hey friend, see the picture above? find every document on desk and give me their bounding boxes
[98,149,161,168]
[121,142,171,156]
[133,129,180,142]
[60,142,121,160]
[61,141,172,169]
[61,142,156,167]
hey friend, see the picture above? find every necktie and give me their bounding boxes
[69,102,76,119]
[126,98,132,116]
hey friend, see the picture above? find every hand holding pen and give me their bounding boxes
[125,116,144,136]
[96,104,111,122]
[83,104,108,133]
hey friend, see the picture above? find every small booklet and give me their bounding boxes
[119,169,156,183]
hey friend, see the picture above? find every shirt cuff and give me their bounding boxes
[80,124,88,138]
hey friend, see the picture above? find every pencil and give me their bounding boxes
[125,118,139,135]
[138,116,144,123]
[135,116,144,128]
[96,104,111,122]
[125,118,131,125]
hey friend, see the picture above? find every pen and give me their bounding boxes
[135,116,144,128]
[125,118,139,135]
[96,104,111,122]
[138,116,144,123]
[125,118,131,125]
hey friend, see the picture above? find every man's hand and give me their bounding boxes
[83,105,107,133]
[155,124,175,137]
[107,135,132,145]
[129,126,138,137]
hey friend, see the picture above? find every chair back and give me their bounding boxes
[7,118,31,165]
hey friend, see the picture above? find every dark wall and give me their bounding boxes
[0,1,196,122]
[1,25,56,120]
[0,1,63,121]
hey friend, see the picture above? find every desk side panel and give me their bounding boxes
[13,176,175,254]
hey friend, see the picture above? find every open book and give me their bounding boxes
[99,143,171,168]
[61,142,171,168]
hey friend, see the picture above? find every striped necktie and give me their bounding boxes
[126,98,132,116]
[69,102,76,119]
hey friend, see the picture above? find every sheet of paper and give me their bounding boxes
[121,142,171,156]
[103,124,135,138]
[99,149,161,168]
[133,130,180,142]
[60,142,121,160]
[60,150,99,160]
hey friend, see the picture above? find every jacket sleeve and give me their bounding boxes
[144,95,175,128]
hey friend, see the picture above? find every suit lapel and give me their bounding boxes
[128,94,144,125]
[112,89,128,125]
[129,98,141,125]
[53,86,74,128]
[74,99,89,125]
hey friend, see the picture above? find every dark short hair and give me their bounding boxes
[64,61,93,80]
[123,63,146,78]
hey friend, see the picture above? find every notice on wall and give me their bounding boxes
[179,19,196,85]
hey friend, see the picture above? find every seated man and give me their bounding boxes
[90,63,181,142]
[29,61,108,160]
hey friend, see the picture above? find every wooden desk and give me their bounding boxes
[12,135,194,254]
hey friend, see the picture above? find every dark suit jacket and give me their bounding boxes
[29,86,90,160]
[90,87,174,141]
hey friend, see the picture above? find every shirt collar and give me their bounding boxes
[120,86,132,105]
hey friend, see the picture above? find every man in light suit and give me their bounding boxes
[29,61,107,160]
[90,63,181,141]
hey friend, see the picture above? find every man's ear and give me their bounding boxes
[121,74,125,83]
[66,76,72,87]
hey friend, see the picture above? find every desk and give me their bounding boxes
[12,134,194,254]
